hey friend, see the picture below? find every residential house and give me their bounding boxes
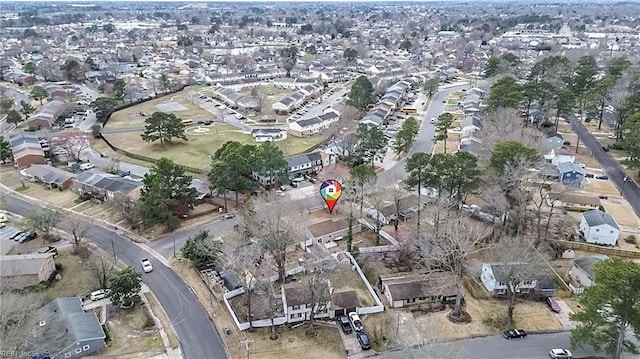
[288,112,339,137]
[212,87,260,111]
[0,253,56,289]
[9,132,46,169]
[43,84,70,99]
[379,272,458,308]
[480,263,538,296]
[26,98,66,129]
[331,288,361,317]
[282,281,331,323]
[459,137,483,158]
[72,170,143,202]
[557,161,585,187]
[287,151,325,178]
[461,115,482,137]
[369,194,422,225]
[22,164,76,190]
[36,297,106,359]
[299,83,324,98]
[303,217,362,248]
[546,132,565,149]
[579,209,620,246]
[569,255,608,290]
[547,192,601,211]
[251,128,285,142]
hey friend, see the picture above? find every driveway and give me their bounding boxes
[553,300,576,331]
[338,326,362,357]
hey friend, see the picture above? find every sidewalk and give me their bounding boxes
[141,284,182,359]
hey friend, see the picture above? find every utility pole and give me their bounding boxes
[173,236,176,257]
[111,239,117,261]
[241,338,254,359]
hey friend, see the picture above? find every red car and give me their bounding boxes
[545,297,561,313]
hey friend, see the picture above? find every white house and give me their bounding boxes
[282,282,331,323]
[379,272,458,308]
[288,112,339,137]
[579,209,620,246]
[480,263,537,295]
[569,256,607,290]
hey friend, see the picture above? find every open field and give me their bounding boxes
[249,326,343,359]
[0,166,79,206]
[238,85,293,124]
[103,125,327,170]
[601,200,640,228]
[107,89,214,129]
[581,178,620,196]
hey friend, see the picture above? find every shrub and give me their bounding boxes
[624,235,637,245]
[143,309,155,329]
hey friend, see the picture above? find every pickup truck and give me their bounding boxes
[337,316,352,334]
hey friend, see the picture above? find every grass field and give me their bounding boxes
[238,85,294,124]
[103,125,326,170]
[107,90,215,129]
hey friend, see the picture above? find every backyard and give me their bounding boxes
[237,85,294,124]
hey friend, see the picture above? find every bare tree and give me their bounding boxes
[223,241,261,329]
[58,131,91,161]
[21,207,65,242]
[304,268,331,336]
[236,199,301,284]
[417,211,491,322]
[110,196,143,231]
[479,108,546,163]
[254,280,282,340]
[0,278,43,356]
[67,217,93,253]
[492,236,546,327]
[88,254,115,290]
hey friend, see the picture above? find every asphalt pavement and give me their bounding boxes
[4,193,228,359]
[377,82,469,184]
[378,332,605,359]
[572,119,640,218]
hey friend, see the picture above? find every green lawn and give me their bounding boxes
[106,90,216,129]
[103,125,327,170]
[43,250,99,301]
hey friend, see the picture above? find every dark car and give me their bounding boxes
[602,146,610,152]
[503,328,527,339]
[357,332,371,350]
[545,297,561,313]
[585,173,595,178]
[337,316,352,334]
[19,232,38,243]
[596,174,609,180]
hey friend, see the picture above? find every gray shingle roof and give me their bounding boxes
[573,256,607,279]
[557,161,585,175]
[582,209,620,230]
[0,253,54,276]
[37,297,105,357]
[24,165,76,185]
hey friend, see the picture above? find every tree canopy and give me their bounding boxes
[486,76,524,110]
[254,141,288,185]
[489,141,539,175]
[141,112,188,145]
[355,123,386,166]
[108,267,142,307]
[140,158,197,228]
[90,97,120,123]
[30,86,49,105]
[393,116,420,155]
[181,230,223,268]
[347,76,374,110]
[571,258,640,359]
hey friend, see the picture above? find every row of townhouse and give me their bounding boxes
[26,98,67,129]
[252,151,327,185]
[359,78,415,128]
[9,132,48,169]
[288,110,339,137]
[272,82,324,114]
[211,87,260,111]
[456,87,486,158]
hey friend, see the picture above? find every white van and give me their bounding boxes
[79,163,95,171]
[90,289,111,301]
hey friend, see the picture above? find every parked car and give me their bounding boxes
[503,328,527,339]
[549,348,573,358]
[596,174,609,180]
[337,316,352,334]
[348,312,364,332]
[90,289,112,301]
[356,332,371,350]
[222,213,235,220]
[18,232,37,243]
[602,146,610,152]
[10,231,24,240]
[585,173,594,178]
[545,297,561,313]
[141,258,153,273]
[79,162,95,171]
[14,232,30,242]
[597,194,609,199]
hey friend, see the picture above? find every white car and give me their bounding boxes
[141,258,153,273]
[90,289,111,301]
[548,348,573,359]
[348,312,364,332]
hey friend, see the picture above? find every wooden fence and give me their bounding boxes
[555,240,640,259]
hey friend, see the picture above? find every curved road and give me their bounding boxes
[5,194,227,359]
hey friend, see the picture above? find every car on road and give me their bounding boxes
[602,146,610,152]
[503,328,527,339]
[90,289,112,301]
[349,312,364,332]
[222,213,235,220]
[545,297,561,313]
[549,348,573,358]
[337,316,352,334]
[141,258,153,273]
[356,332,371,350]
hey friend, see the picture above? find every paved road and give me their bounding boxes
[378,332,605,359]
[150,217,238,259]
[4,193,228,359]
[377,82,469,184]
[572,119,640,218]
